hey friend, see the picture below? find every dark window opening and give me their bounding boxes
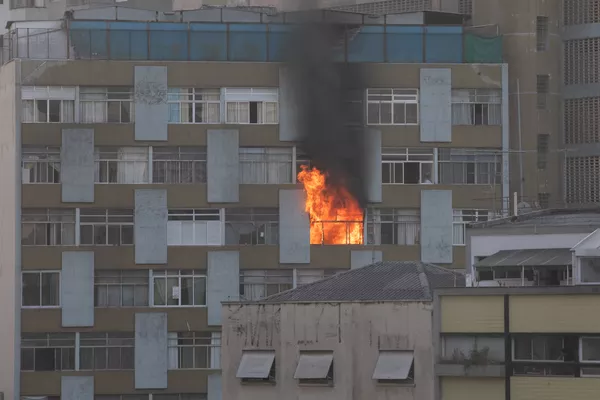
[48,100,61,122]
[249,102,259,124]
[403,163,420,184]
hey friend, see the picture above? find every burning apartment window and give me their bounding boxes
[152,146,207,184]
[295,150,313,182]
[224,208,279,245]
[239,147,292,184]
[94,270,149,307]
[95,146,149,184]
[22,146,61,184]
[366,208,420,246]
[167,209,222,246]
[79,332,135,371]
[168,88,220,123]
[152,269,207,307]
[438,148,502,185]
[21,86,75,123]
[224,88,278,124]
[382,147,433,184]
[21,208,76,246]
[366,88,419,125]
[239,270,293,301]
[79,209,134,246]
[80,87,134,123]
[21,333,76,371]
[452,209,491,245]
[451,89,502,126]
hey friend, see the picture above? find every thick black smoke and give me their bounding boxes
[285,20,368,208]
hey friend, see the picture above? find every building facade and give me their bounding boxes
[0,5,506,400]
[434,286,600,400]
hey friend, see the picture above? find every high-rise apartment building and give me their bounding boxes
[0,5,507,399]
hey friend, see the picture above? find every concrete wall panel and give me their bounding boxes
[365,128,382,203]
[279,189,310,264]
[207,372,222,400]
[207,251,240,326]
[421,190,453,263]
[207,129,239,203]
[61,128,94,202]
[61,376,93,400]
[420,68,452,142]
[135,312,168,389]
[61,251,94,327]
[134,66,168,141]
[134,189,167,264]
[350,250,382,269]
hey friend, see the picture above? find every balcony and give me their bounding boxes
[10,0,45,9]
[437,336,505,377]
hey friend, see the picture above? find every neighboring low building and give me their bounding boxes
[434,286,600,400]
[221,261,464,400]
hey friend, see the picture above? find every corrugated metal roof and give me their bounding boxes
[475,249,572,267]
[262,261,465,302]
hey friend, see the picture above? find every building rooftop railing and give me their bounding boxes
[1,20,503,64]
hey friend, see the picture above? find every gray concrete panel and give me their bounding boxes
[207,251,240,326]
[135,312,168,389]
[420,68,452,142]
[134,189,167,264]
[365,128,382,203]
[61,129,94,203]
[61,376,93,400]
[278,67,301,141]
[351,250,383,269]
[207,129,239,203]
[279,189,310,264]
[420,190,453,264]
[61,252,94,327]
[134,66,168,141]
[208,373,222,400]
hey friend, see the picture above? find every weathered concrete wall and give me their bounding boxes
[222,301,434,400]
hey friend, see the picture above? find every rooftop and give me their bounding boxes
[469,207,600,229]
[258,261,465,303]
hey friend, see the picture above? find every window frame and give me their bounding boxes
[94,146,149,184]
[152,146,207,184]
[224,88,279,125]
[381,147,434,185]
[167,209,223,246]
[21,333,76,372]
[239,147,293,184]
[22,146,61,184]
[151,269,207,308]
[366,88,419,126]
[94,270,150,308]
[167,331,217,370]
[79,86,135,123]
[366,208,421,246]
[451,89,502,126]
[167,88,221,124]
[437,148,502,185]
[224,207,279,246]
[536,16,549,52]
[21,208,76,246]
[239,270,293,301]
[79,209,135,247]
[580,337,600,364]
[78,332,135,371]
[21,270,61,308]
[512,335,565,362]
[452,209,491,246]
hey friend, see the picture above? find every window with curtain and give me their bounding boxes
[438,148,502,185]
[79,209,134,246]
[167,331,215,370]
[239,147,292,184]
[21,333,76,371]
[79,332,134,371]
[21,208,76,246]
[168,88,220,123]
[451,89,502,126]
[152,270,206,307]
[21,86,75,123]
[452,209,492,245]
[366,208,420,245]
[167,209,222,246]
[95,146,149,184]
[79,87,134,123]
[366,88,419,125]
[94,270,149,307]
[22,146,61,184]
[152,146,207,184]
[22,271,60,307]
[224,208,279,245]
[224,88,278,124]
[239,270,293,301]
[382,147,434,184]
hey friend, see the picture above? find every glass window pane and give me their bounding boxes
[22,273,41,306]
[41,272,59,306]
[194,277,206,306]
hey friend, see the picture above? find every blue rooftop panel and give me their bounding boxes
[386,25,424,62]
[190,24,227,61]
[228,24,267,61]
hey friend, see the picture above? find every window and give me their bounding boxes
[21,333,76,371]
[295,352,334,385]
[224,88,278,124]
[442,336,504,363]
[237,350,276,383]
[513,335,564,361]
[295,269,341,286]
[22,86,75,123]
[167,209,222,246]
[80,209,134,246]
[239,270,293,301]
[94,270,149,307]
[438,148,502,184]
[452,210,491,245]
[80,87,134,123]
[537,134,549,169]
[168,88,220,123]
[295,150,313,182]
[21,208,76,246]
[79,332,134,370]
[239,147,293,184]
[451,89,502,125]
[537,75,550,109]
[225,208,279,245]
[152,146,207,184]
[366,209,420,245]
[373,351,414,384]
[22,146,61,183]
[22,271,59,307]
[168,332,217,369]
[579,258,600,283]
[382,148,433,184]
[366,89,418,125]
[152,270,206,307]
[536,16,549,51]
[95,147,149,184]
[580,337,600,363]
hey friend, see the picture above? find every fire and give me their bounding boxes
[297,165,364,245]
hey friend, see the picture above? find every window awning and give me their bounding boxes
[294,352,334,379]
[475,249,572,268]
[236,350,275,379]
[372,351,414,380]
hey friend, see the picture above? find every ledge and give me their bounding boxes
[435,363,505,377]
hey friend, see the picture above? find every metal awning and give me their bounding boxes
[294,352,334,379]
[372,351,414,380]
[475,249,572,268]
[236,350,276,379]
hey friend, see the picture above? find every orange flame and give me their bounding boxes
[297,165,364,245]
